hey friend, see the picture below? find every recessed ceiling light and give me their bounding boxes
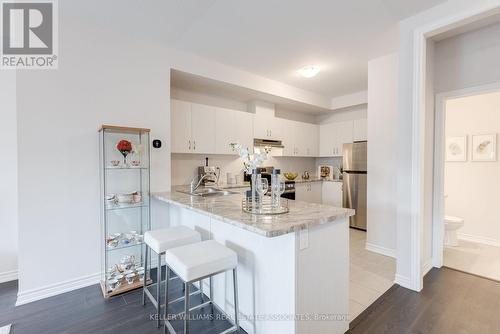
[298,65,320,78]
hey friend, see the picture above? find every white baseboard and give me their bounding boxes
[458,233,500,247]
[0,324,12,334]
[365,242,396,258]
[0,270,18,284]
[394,274,412,289]
[421,258,433,276]
[16,272,100,306]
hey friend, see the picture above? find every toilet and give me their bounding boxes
[444,215,464,247]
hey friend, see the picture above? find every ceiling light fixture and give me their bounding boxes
[298,65,320,78]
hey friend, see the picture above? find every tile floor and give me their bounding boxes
[349,228,396,321]
[444,239,500,281]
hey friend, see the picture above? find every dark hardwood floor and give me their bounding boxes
[350,267,500,334]
[0,268,245,334]
[2,267,500,333]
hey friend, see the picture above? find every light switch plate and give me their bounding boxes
[299,228,309,250]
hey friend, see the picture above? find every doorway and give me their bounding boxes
[433,84,500,281]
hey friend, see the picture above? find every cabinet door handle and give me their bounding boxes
[189,140,191,150]
[193,140,196,150]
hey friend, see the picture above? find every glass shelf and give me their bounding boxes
[107,241,144,251]
[105,166,148,170]
[105,202,149,211]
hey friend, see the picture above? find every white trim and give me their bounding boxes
[410,2,500,293]
[365,242,396,258]
[0,324,12,334]
[422,258,433,276]
[0,270,18,284]
[458,233,500,247]
[16,272,100,306]
[394,274,412,289]
[432,82,500,269]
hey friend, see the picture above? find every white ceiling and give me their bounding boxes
[166,0,446,98]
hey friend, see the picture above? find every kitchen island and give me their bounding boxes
[153,187,354,334]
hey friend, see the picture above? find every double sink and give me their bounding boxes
[177,187,237,198]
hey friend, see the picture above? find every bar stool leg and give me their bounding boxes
[142,246,148,306]
[233,268,240,331]
[200,279,204,303]
[164,266,170,334]
[209,276,214,317]
[157,252,162,328]
[184,282,190,334]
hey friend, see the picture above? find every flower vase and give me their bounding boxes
[120,151,130,167]
[251,172,257,210]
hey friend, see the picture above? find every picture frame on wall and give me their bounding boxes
[472,134,497,162]
[446,136,467,162]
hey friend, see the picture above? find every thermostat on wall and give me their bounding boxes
[152,139,162,148]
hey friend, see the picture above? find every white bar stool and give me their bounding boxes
[143,226,201,328]
[163,240,240,334]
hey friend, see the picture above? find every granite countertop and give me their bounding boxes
[153,187,354,238]
[293,176,343,183]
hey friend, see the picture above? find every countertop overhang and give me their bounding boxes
[153,187,354,238]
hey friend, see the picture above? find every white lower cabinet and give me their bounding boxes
[295,182,322,203]
[322,182,343,207]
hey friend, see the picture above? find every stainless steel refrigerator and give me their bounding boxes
[343,141,367,230]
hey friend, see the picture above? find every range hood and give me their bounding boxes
[254,138,284,148]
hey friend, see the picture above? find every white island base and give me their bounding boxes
[165,202,349,334]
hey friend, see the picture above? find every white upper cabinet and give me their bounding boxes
[171,99,192,153]
[353,118,368,141]
[305,123,319,157]
[319,120,354,157]
[250,101,282,140]
[215,107,254,154]
[191,103,216,154]
[171,99,216,154]
[282,120,319,157]
[336,120,354,153]
[319,122,336,157]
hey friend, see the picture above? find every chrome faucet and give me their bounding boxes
[190,174,214,193]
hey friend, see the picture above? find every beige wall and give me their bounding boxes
[445,91,500,244]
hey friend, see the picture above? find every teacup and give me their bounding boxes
[125,273,136,284]
[131,160,141,167]
[133,194,142,203]
[110,160,120,167]
[137,270,145,282]
[108,278,120,291]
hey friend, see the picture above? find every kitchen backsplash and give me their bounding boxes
[171,153,320,186]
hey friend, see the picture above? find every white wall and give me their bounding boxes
[172,153,317,186]
[366,54,398,257]
[435,21,500,93]
[315,105,367,124]
[16,1,171,304]
[0,71,18,283]
[397,0,500,290]
[444,92,500,244]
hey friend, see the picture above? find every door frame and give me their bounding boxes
[409,2,500,291]
[432,83,500,268]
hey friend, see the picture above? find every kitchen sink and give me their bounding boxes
[178,187,237,197]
